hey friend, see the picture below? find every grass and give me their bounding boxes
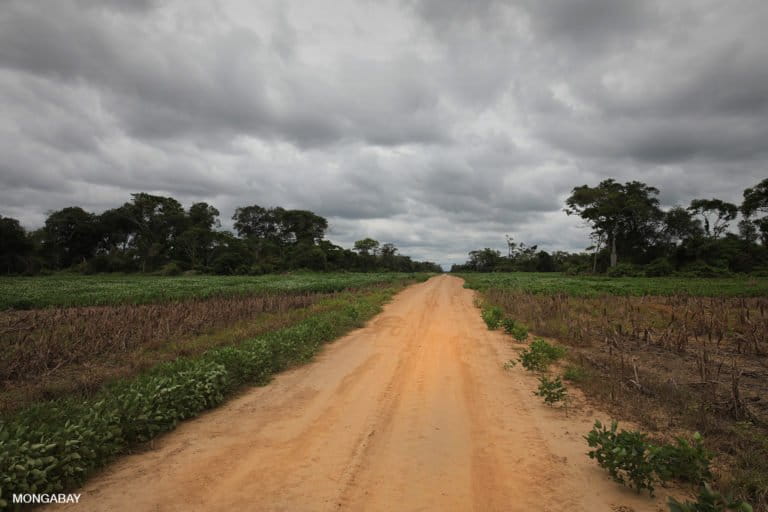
[0,272,431,309]
[460,272,768,297]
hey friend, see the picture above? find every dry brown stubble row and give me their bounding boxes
[0,293,323,383]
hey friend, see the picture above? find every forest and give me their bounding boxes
[452,177,768,276]
[0,193,441,275]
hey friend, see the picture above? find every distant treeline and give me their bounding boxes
[0,193,442,275]
[452,177,768,276]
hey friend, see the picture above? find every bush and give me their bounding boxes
[501,317,516,334]
[519,338,565,371]
[534,376,568,406]
[511,324,529,342]
[680,262,732,278]
[586,420,713,497]
[656,432,712,484]
[586,420,659,495]
[607,263,642,277]
[645,258,674,277]
[160,262,183,276]
[668,484,753,512]
[481,305,503,330]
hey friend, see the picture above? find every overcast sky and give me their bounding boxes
[1,0,766,266]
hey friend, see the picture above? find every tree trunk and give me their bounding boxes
[610,233,617,267]
[592,235,601,274]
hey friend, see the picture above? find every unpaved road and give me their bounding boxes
[58,275,669,512]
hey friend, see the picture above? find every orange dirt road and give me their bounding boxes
[57,275,670,512]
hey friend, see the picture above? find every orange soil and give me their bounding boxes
[55,275,673,512]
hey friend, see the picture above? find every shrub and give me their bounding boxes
[511,324,529,342]
[501,317,516,334]
[481,305,503,330]
[160,262,184,276]
[586,420,659,495]
[519,338,566,372]
[607,263,642,277]
[586,421,713,497]
[645,258,674,277]
[534,376,568,406]
[656,432,712,484]
[668,484,753,512]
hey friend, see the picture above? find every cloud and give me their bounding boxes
[1,0,767,266]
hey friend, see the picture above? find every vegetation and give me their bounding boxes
[669,484,753,512]
[0,272,425,310]
[0,283,400,510]
[452,177,768,276]
[534,375,568,406]
[518,338,566,372]
[481,305,503,330]
[586,420,713,496]
[461,272,768,297]
[0,193,441,276]
[469,272,768,507]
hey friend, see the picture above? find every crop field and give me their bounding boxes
[0,272,424,310]
[469,272,768,508]
[462,271,768,297]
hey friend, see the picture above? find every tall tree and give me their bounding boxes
[742,177,768,246]
[565,180,662,267]
[122,193,186,272]
[688,198,738,238]
[0,216,32,274]
[353,238,380,256]
[42,207,99,268]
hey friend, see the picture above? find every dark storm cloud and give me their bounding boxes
[1,0,767,266]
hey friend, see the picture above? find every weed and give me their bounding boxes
[668,484,753,512]
[534,375,568,406]
[511,324,529,342]
[481,305,503,330]
[501,317,516,334]
[519,338,566,372]
[503,359,517,370]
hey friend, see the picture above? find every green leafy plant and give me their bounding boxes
[586,421,714,497]
[518,338,566,371]
[534,375,568,406]
[501,317,516,334]
[511,324,529,342]
[586,420,659,495]
[656,432,712,484]
[668,484,753,512]
[481,305,504,330]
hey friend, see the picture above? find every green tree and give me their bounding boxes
[354,238,380,256]
[122,193,186,272]
[42,206,99,268]
[0,215,32,274]
[742,178,768,246]
[688,199,738,239]
[565,180,663,267]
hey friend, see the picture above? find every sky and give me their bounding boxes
[1,0,767,267]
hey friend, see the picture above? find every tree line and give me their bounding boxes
[0,193,442,275]
[452,177,768,276]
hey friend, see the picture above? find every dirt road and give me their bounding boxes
[59,275,669,512]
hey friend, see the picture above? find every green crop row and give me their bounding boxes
[0,286,395,510]
[460,272,768,297]
[0,272,432,310]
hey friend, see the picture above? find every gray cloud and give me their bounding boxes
[1,0,766,266]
